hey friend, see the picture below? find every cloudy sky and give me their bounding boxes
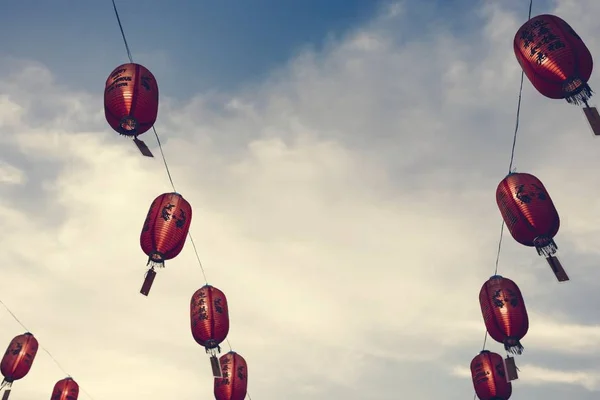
[0,0,599,398]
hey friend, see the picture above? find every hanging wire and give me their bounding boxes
[111,0,133,64]
[110,0,250,396]
[0,300,97,400]
[473,1,533,399]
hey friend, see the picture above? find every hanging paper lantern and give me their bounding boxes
[139,192,192,296]
[0,332,38,399]
[51,377,79,400]
[513,14,600,136]
[514,14,593,104]
[496,172,568,282]
[214,351,248,400]
[191,285,230,377]
[479,275,529,354]
[104,63,159,156]
[471,350,512,400]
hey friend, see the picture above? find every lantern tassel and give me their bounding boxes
[581,100,600,136]
[210,355,222,378]
[133,137,154,158]
[140,268,157,296]
[0,381,12,400]
[209,347,223,377]
[546,255,570,282]
[503,356,519,382]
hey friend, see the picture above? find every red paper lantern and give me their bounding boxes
[513,14,600,136]
[104,63,159,137]
[0,332,38,399]
[479,275,529,354]
[214,352,248,400]
[139,192,192,296]
[471,350,512,400]
[51,377,79,400]
[104,63,159,156]
[496,172,568,282]
[514,14,593,105]
[191,285,230,377]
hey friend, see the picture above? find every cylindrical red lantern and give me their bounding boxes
[0,332,38,399]
[471,350,512,400]
[191,285,230,377]
[479,275,529,354]
[496,172,568,281]
[51,377,79,400]
[214,351,248,400]
[191,285,230,351]
[139,192,192,296]
[514,14,593,105]
[104,63,159,137]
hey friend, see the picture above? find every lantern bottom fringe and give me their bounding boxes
[504,340,524,355]
[566,83,593,106]
[534,237,557,257]
[146,259,165,269]
[206,344,222,354]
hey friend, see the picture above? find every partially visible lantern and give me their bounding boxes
[513,14,600,136]
[104,63,159,156]
[191,285,230,377]
[496,172,569,282]
[0,332,38,399]
[214,351,248,400]
[471,350,512,400]
[139,192,192,296]
[479,275,529,354]
[51,377,79,400]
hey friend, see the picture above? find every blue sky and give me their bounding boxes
[1,0,380,96]
[0,0,529,97]
[2,0,600,399]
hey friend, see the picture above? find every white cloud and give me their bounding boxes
[2,0,600,399]
[0,161,25,185]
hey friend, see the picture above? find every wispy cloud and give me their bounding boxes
[1,1,600,399]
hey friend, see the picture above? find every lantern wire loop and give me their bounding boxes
[473,1,533,399]
[111,0,244,396]
[0,299,97,400]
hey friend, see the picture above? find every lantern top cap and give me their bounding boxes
[479,350,491,355]
[490,274,503,279]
